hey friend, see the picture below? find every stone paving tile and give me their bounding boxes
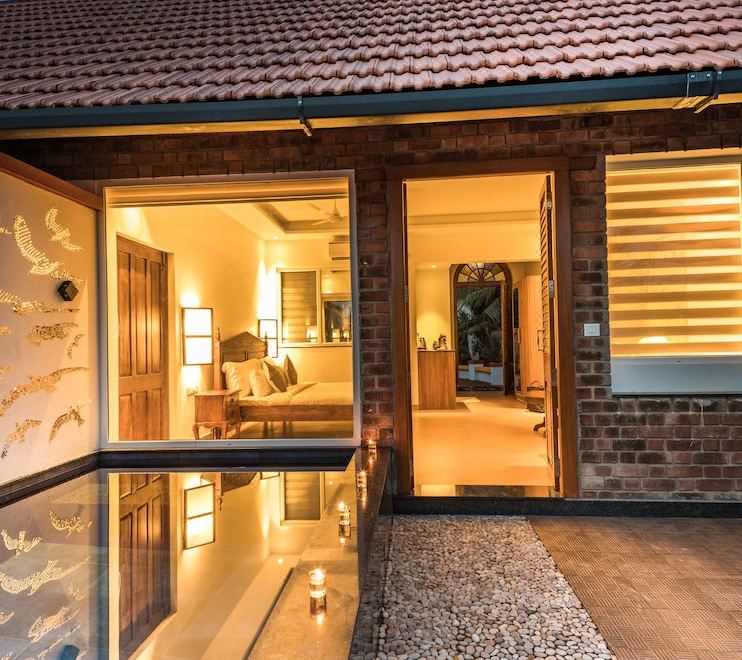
[531,517,742,660]
[376,515,613,660]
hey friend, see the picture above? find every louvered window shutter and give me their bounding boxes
[607,164,742,358]
[280,270,318,343]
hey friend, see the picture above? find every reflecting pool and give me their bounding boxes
[0,456,387,660]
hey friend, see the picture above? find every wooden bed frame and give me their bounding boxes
[214,330,353,423]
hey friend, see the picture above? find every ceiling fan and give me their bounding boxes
[309,200,347,225]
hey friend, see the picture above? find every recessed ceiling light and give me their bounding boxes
[431,264,437,269]
[272,235,278,240]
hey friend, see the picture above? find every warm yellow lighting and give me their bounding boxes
[277,557,285,565]
[184,482,215,549]
[431,264,437,269]
[181,291,200,308]
[306,325,318,341]
[638,336,670,344]
[338,501,351,540]
[356,470,367,492]
[182,307,213,365]
[332,328,341,341]
[258,318,279,358]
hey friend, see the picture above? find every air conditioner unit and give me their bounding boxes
[328,241,350,261]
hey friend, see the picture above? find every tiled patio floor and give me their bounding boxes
[531,517,742,660]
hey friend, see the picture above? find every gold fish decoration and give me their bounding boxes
[0,225,9,234]
[0,367,10,381]
[0,327,10,335]
[0,288,78,316]
[48,404,85,443]
[27,605,80,643]
[0,556,89,595]
[13,214,83,283]
[1,529,42,556]
[27,322,78,346]
[66,583,85,602]
[0,367,87,418]
[66,332,84,359]
[0,611,13,625]
[1,419,41,459]
[49,510,91,537]
[36,623,83,660]
[45,207,82,252]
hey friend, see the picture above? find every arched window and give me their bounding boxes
[455,262,506,285]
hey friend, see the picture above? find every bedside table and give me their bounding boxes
[193,389,241,439]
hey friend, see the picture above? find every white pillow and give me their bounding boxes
[222,358,261,395]
[249,369,274,398]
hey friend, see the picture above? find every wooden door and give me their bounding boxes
[539,177,560,491]
[119,473,171,658]
[118,236,169,440]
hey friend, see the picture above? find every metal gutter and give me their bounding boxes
[1,69,741,139]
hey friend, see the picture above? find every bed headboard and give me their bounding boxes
[214,330,267,389]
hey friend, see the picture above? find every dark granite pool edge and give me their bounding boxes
[393,495,742,518]
[0,447,356,507]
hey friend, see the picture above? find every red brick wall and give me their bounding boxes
[4,104,742,500]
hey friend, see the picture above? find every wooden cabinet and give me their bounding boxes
[193,389,241,439]
[418,350,457,410]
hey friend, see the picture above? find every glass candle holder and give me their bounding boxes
[338,501,351,539]
[309,568,327,617]
[356,470,367,491]
[367,439,377,460]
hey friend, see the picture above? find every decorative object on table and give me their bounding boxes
[56,280,79,302]
[0,556,89,595]
[438,333,448,350]
[49,510,91,537]
[27,322,78,345]
[418,335,426,350]
[258,318,279,358]
[45,207,82,252]
[0,288,78,316]
[1,529,42,556]
[48,404,85,443]
[338,501,351,540]
[13,215,82,282]
[182,307,214,365]
[432,338,439,350]
[0,367,87,417]
[193,389,241,439]
[183,481,216,549]
[2,419,41,458]
[66,333,84,359]
[27,605,80,643]
[308,568,327,618]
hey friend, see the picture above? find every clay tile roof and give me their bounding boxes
[0,0,741,110]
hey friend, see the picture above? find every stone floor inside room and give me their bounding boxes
[412,393,552,495]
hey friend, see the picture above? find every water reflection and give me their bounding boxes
[0,463,358,659]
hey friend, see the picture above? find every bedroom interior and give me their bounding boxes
[105,177,356,443]
[405,173,557,496]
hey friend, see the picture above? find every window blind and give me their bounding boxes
[606,163,742,358]
[280,270,317,343]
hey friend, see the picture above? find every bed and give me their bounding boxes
[215,330,354,423]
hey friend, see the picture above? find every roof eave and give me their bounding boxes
[0,69,740,140]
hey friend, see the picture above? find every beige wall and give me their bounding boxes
[265,238,353,382]
[109,206,263,440]
[0,172,99,485]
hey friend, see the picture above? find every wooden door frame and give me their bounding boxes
[389,157,578,498]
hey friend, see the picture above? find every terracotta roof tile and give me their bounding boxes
[0,0,741,109]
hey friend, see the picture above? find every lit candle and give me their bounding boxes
[309,568,327,617]
[356,470,367,492]
[367,439,377,460]
[338,501,351,539]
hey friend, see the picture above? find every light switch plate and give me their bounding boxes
[583,323,601,337]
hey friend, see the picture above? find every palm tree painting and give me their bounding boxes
[456,284,503,366]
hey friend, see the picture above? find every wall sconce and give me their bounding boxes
[184,481,216,549]
[182,307,214,365]
[309,568,327,618]
[338,501,351,540]
[258,318,279,358]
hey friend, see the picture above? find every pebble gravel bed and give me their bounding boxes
[375,516,614,660]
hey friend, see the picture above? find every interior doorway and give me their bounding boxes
[395,166,574,498]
